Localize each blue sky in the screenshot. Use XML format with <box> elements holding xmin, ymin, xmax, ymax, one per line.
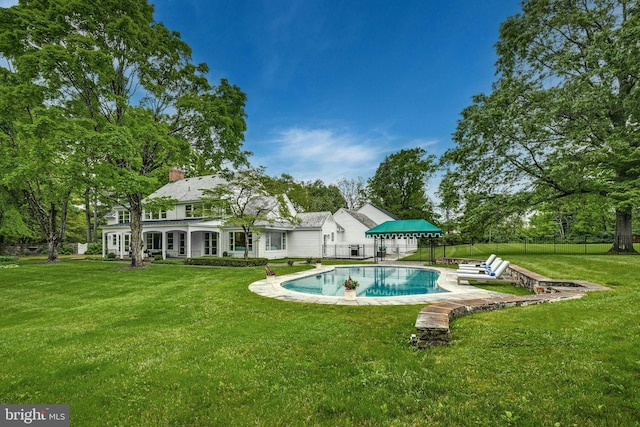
<box><xmin>150</xmin><ymin>1</ymin><xmax>524</xmax><ymax>184</ymax></box>
<box><xmin>2</xmin><ymin>0</ymin><xmax>524</xmax><ymax>185</ymax></box>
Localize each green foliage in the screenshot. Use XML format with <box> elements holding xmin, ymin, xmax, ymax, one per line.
<box><xmin>0</xmin><ymin>256</ymin><xmax>19</xmax><ymax>262</ymax></box>
<box><xmin>84</xmin><ymin>242</ymin><xmax>103</xmax><ymax>255</ymax></box>
<box><xmin>57</xmin><ymin>245</ymin><xmax>73</xmax><ymax>255</ymax></box>
<box><xmin>104</xmin><ymin>253</ymin><xmax>117</xmax><ymax>261</ymax></box>
<box><xmin>0</xmin><ymin>202</ymin><xmax>35</xmax><ymax>242</ymax></box>
<box><xmin>184</xmin><ymin>257</ymin><xmax>268</xmax><ymax>267</ymax></box>
<box><xmin>443</xmin><ymin>0</ymin><xmax>640</xmax><ymax>252</ymax></box>
<box><xmin>273</xmin><ymin>174</ymin><xmax>346</xmax><ymax>213</ymax></box>
<box><xmin>367</xmin><ymin>147</ymin><xmax>438</xmax><ymax>220</ymax></box>
<box><xmin>0</xmin><ymin>0</ymin><xmax>248</xmax><ymax>267</ymax></box>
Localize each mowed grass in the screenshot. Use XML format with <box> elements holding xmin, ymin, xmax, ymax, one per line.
<box><xmin>1</xmin><ymin>256</ymin><xmax>639</xmax><ymax>426</ymax></box>
<box><xmin>404</xmin><ymin>242</ymin><xmax>640</xmax><ymax>260</ymax></box>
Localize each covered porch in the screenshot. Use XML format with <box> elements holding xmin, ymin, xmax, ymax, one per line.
<box><xmin>102</xmin><ymin>223</ymin><xmax>226</xmax><ymax>260</ymax></box>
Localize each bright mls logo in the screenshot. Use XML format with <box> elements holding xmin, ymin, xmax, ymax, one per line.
<box><xmin>1</xmin><ymin>405</ymin><xmax>69</xmax><ymax>427</ymax></box>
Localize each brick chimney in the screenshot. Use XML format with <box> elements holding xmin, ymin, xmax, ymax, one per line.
<box><xmin>169</xmin><ymin>168</ymin><xmax>185</xmax><ymax>182</ymax></box>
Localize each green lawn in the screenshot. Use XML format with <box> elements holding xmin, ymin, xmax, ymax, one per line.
<box><xmin>403</xmin><ymin>242</ymin><xmax>640</xmax><ymax>260</ymax></box>
<box><xmin>1</xmin><ymin>256</ymin><xmax>639</xmax><ymax>426</ymax></box>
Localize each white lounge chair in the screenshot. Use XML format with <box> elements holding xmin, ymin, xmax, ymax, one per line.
<box><xmin>457</xmin><ymin>261</ymin><xmax>510</xmax><ymax>284</ymax></box>
<box><xmin>457</xmin><ymin>257</ymin><xmax>502</xmax><ymax>274</ymax></box>
<box><xmin>457</xmin><ymin>254</ymin><xmax>496</xmax><ymax>269</ymax></box>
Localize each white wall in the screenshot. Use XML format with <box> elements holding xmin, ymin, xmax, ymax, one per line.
<box><xmin>333</xmin><ymin>209</ymin><xmax>369</xmax><ymax>245</ymax></box>
<box><xmin>287</xmin><ymin>229</ymin><xmax>323</xmax><ymax>258</ymax></box>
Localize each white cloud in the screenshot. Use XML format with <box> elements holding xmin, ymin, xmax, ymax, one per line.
<box><xmin>249</xmin><ymin>126</ymin><xmax>445</xmax><ymax>187</ymax></box>
<box><xmin>253</xmin><ymin>127</ymin><xmax>390</xmax><ymax>184</ymax></box>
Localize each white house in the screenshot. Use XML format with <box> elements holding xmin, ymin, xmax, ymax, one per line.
<box><xmin>102</xmin><ymin>170</ymin><xmax>417</xmax><ymax>260</ymax></box>
<box><xmin>332</xmin><ymin>204</ymin><xmax>418</xmax><ymax>257</ymax></box>
<box><xmin>102</xmin><ymin>170</ymin><xmax>342</xmax><ymax>260</ymax></box>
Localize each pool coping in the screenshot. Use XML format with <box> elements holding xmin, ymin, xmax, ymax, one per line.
<box><xmin>248</xmin><ymin>263</ymin><xmax>509</xmax><ymax>305</ymax></box>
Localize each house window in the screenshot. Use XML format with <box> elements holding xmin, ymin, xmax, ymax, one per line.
<box><xmin>229</xmin><ymin>232</ymin><xmax>252</xmax><ymax>251</ymax></box>
<box><xmin>118</xmin><ymin>210</ymin><xmax>130</xmax><ymax>223</ymax></box>
<box><xmin>144</xmin><ymin>210</ymin><xmax>167</xmax><ymax>220</ymax></box>
<box><xmin>185</xmin><ymin>204</ymin><xmax>202</xmax><ymax>218</ymax></box>
<box><xmin>112</xmin><ymin>235</ymin><xmax>117</xmax><ymax>246</ymax></box>
<box><xmin>331</xmin><ymin>232</ymin><xmax>335</xmax><ymax>242</ymax></box>
<box><xmin>124</xmin><ymin>234</ymin><xmax>130</xmax><ymax>252</ymax></box>
<box><xmin>266</xmin><ymin>231</ymin><xmax>286</xmax><ymax>251</ymax></box>
<box><xmin>204</xmin><ymin>232</ymin><xmax>218</xmax><ymax>256</ymax></box>
<box><xmin>145</xmin><ymin>233</ymin><xmax>162</xmax><ymax>251</ymax></box>
<box><xmin>167</xmin><ymin>233</ymin><xmax>174</xmax><ymax>250</ymax></box>
<box><xmin>179</xmin><ymin>234</ymin><xmax>186</xmax><ymax>255</ymax></box>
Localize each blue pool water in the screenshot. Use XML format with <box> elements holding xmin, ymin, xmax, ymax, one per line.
<box><xmin>282</xmin><ymin>266</ymin><xmax>444</xmax><ymax>297</ymax></box>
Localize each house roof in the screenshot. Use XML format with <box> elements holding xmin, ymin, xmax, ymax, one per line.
<box><xmin>342</xmin><ymin>209</ymin><xmax>378</xmax><ymax>229</ymax></box>
<box><xmin>297</xmin><ymin>211</ymin><xmax>332</xmax><ymax>228</ymax></box>
<box><xmin>364</xmin><ymin>203</ymin><xmax>400</xmax><ymax>220</ymax></box>
<box><xmin>147</xmin><ymin>175</ymin><xmax>228</xmax><ymax>203</ymax></box>
<box><xmin>365</xmin><ymin>219</ymin><xmax>443</xmax><ymax>238</ymax></box>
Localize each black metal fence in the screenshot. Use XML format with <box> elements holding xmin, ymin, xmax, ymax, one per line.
<box><xmin>433</xmin><ymin>235</ymin><xmax>639</xmax><ymax>258</ymax></box>
<box><xmin>322</xmin><ymin>243</ymin><xmax>416</xmax><ymax>260</ymax></box>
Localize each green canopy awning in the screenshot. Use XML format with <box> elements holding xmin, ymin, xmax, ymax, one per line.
<box><xmin>365</xmin><ymin>219</ymin><xmax>443</xmax><ymax>239</ymax></box>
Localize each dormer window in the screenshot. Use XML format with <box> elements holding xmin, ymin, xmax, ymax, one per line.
<box><xmin>118</xmin><ymin>210</ymin><xmax>130</xmax><ymax>223</ymax></box>
<box><xmin>185</xmin><ymin>204</ymin><xmax>202</xmax><ymax>218</ymax></box>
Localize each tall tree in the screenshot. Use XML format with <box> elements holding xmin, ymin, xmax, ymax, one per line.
<box><xmin>337</xmin><ymin>177</ymin><xmax>366</xmax><ymax>210</ymax></box>
<box><xmin>273</xmin><ymin>175</ymin><xmax>346</xmax><ymax>213</ymax></box>
<box><xmin>201</xmin><ymin>167</ymin><xmax>297</xmax><ymax>260</ymax></box>
<box><xmin>442</xmin><ymin>0</ymin><xmax>640</xmax><ymax>254</ymax></box>
<box><xmin>367</xmin><ymin>147</ymin><xmax>438</xmax><ymax>220</ymax></box>
<box><xmin>1</xmin><ymin>0</ymin><xmax>247</xmax><ymax>266</ymax></box>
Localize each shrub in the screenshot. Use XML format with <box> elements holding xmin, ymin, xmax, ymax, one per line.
<box><xmin>184</xmin><ymin>257</ymin><xmax>268</xmax><ymax>267</ymax></box>
<box><xmin>287</xmin><ymin>260</ymin><xmax>294</xmax><ymax>266</ymax></box>
<box><xmin>58</xmin><ymin>245</ymin><xmax>74</xmax><ymax>255</ymax></box>
<box><xmin>105</xmin><ymin>253</ymin><xmax>117</xmax><ymax>261</ymax></box>
<box><xmin>0</xmin><ymin>256</ymin><xmax>19</xmax><ymax>262</ymax></box>
<box><xmin>305</xmin><ymin>257</ymin><xmax>313</xmax><ymax>264</ymax></box>
<box><xmin>84</xmin><ymin>243</ymin><xmax>103</xmax><ymax>255</ymax></box>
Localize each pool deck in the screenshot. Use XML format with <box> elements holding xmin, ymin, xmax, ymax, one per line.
<box><xmin>248</xmin><ymin>262</ymin><xmax>508</xmax><ymax>305</ymax></box>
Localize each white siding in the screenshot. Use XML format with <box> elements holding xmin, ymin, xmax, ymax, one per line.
<box><xmin>287</xmin><ymin>230</ymin><xmax>323</xmax><ymax>258</ymax></box>
<box><xmin>333</xmin><ymin>209</ymin><xmax>370</xmax><ymax>245</ymax></box>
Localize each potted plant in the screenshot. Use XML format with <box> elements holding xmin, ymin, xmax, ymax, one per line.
<box><xmin>343</xmin><ymin>276</ymin><xmax>359</xmax><ymax>300</ymax></box>
<box><xmin>315</xmin><ymin>258</ymin><xmax>322</xmax><ymax>268</ymax></box>
<box><xmin>265</xmin><ymin>265</ymin><xmax>277</xmax><ymax>283</ymax></box>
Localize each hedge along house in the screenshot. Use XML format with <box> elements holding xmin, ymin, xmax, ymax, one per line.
<box><xmin>101</xmin><ymin>169</ymin><xmax>341</xmax><ymax>260</ymax></box>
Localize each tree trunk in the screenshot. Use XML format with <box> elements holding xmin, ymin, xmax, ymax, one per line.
<box><xmin>129</xmin><ymin>195</ymin><xmax>146</xmax><ymax>267</ymax></box>
<box><xmin>92</xmin><ymin>194</ymin><xmax>99</xmax><ymax>242</ymax></box>
<box><xmin>47</xmin><ymin>238</ymin><xmax>59</xmax><ymax>263</ymax></box>
<box><xmin>46</xmin><ymin>203</ymin><xmax>60</xmax><ymax>263</ymax></box>
<box><xmin>609</xmin><ymin>209</ymin><xmax>638</xmax><ymax>254</ymax></box>
<box><xmin>243</xmin><ymin>226</ymin><xmax>250</xmax><ymax>260</ymax></box>
<box><xmin>84</xmin><ymin>188</ymin><xmax>92</xmax><ymax>243</ymax></box>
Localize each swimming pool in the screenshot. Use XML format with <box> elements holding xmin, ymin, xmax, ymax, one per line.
<box><xmin>282</xmin><ymin>266</ymin><xmax>445</xmax><ymax>297</ymax></box>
